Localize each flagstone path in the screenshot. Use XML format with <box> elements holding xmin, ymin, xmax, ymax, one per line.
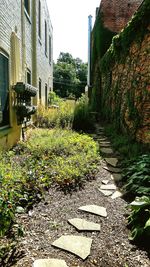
<box><xmin>14</xmin><ymin>125</ymin><xmax>150</xmax><ymax>267</ymax></box>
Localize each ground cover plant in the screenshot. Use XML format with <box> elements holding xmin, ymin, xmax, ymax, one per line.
<box><xmin>0</xmin><ymin>128</ymin><xmax>100</xmax><ymax>238</ymax></box>
<box><xmin>128</xmin><ymin>196</ymin><xmax>150</xmax><ymax>244</ymax></box>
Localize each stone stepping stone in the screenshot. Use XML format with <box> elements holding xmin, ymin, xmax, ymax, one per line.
<box><xmin>111</xmin><ymin>173</ymin><xmax>122</xmax><ymax>181</ymax></box>
<box><xmin>100</xmin><ymin>148</ymin><xmax>114</xmax><ymax>154</ymax></box>
<box><xmin>98</xmin><ymin>189</ymin><xmax>113</xmax><ymax>196</ymax></box>
<box><xmin>78</xmin><ymin>205</ymin><xmax>107</xmax><ymax>217</ymax></box>
<box><xmin>68</xmin><ymin>218</ymin><xmax>100</xmax><ymax>231</ymax></box>
<box><xmin>100</xmin><ymin>142</ymin><xmax>111</xmax><ymax>147</ymax></box>
<box><xmin>103</xmin><ymin>165</ymin><xmax>121</xmax><ymax>173</ymax></box>
<box><xmin>33</xmin><ymin>259</ymin><xmax>68</xmax><ymax>267</ymax></box>
<box><xmin>105</xmin><ymin>158</ymin><xmax>118</xmax><ymax>167</ymax></box>
<box><xmin>52</xmin><ymin>235</ymin><xmax>92</xmax><ymax>260</ymax></box>
<box><xmin>111</xmin><ymin>191</ymin><xmax>122</xmax><ymax>199</ymax></box>
<box><xmin>102</xmin><ymin>180</ymin><xmax>109</xmax><ymax>185</ymax></box>
<box><xmin>100</xmin><ymin>184</ymin><xmax>117</xmax><ymax>190</ymax></box>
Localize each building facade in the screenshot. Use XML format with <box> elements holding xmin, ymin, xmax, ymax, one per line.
<box><xmin>0</xmin><ymin>0</ymin><xmax>53</xmax><ymax>149</ymax></box>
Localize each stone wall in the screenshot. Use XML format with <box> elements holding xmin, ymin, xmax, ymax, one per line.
<box><xmin>91</xmin><ymin>0</ymin><xmax>150</xmax><ymax>144</ymax></box>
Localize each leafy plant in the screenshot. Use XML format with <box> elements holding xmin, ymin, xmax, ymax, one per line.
<box><xmin>128</xmin><ymin>196</ymin><xmax>150</xmax><ymax>242</ymax></box>
<box><xmin>73</xmin><ymin>94</ymin><xmax>95</xmax><ymax>132</ymax></box>
<box><xmin>122</xmin><ymin>154</ymin><xmax>150</xmax><ymax>196</ymax></box>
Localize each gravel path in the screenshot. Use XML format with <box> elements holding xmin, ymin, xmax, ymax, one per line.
<box><xmin>13</xmin><ymin>129</ymin><xmax>150</xmax><ymax>267</ymax></box>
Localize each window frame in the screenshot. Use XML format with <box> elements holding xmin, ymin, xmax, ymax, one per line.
<box><xmin>0</xmin><ymin>51</ymin><xmax>10</xmax><ymax>128</ymax></box>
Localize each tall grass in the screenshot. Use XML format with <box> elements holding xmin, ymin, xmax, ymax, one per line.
<box><xmin>37</xmin><ymin>100</ymin><xmax>75</xmax><ymax>129</ymax></box>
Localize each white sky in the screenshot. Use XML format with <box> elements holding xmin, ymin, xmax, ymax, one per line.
<box><xmin>47</xmin><ymin>0</ymin><xmax>101</xmax><ymax>63</ymax></box>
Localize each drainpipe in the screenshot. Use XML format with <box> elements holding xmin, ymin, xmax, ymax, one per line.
<box><xmin>32</xmin><ymin>0</ymin><xmax>37</xmax><ymax>106</ymax></box>
<box><xmin>21</xmin><ymin>0</ymin><xmax>26</xmax><ymax>83</ymax></box>
<box><xmin>87</xmin><ymin>15</ymin><xmax>92</xmax><ymax>88</ymax></box>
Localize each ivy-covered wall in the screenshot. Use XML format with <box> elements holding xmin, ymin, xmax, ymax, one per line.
<box><xmin>91</xmin><ymin>0</ymin><xmax>150</xmax><ymax>144</ymax></box>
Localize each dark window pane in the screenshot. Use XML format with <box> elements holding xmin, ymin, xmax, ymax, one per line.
<box><xmin>38</xmin><ymin>1</ymin><xmax>41</xmax><ymax>38</ymax></box>
<box><xmin>39</xmin><ymin>78</ymin><xmax>41</xmax><ymax>101</ymax></box>
<box><xmin>24</xmin><ymin>0</ymin><xmax>30</xmax><ymax>15</ymax></box>
<box><xmin>27</xmin><ymin>70</ymin><xmax>31</xmax><ymax>84</ymax></box>
<box><xmin>45</xmin><ymin>21</ymin><xmax>47</xmax><ymax>54</ymax></box>
<box><xmin>45</xmin><ymin>84</ymin><xmax>47</xmax><ymax>106</ymax></box>
<box><xmin>0</xmin><ymin>53</ymin><xmax>9</xmax><ymax>127</ymax></box>
<box><xmin>49</xmin><ymin>36</ymin><xmax>52</xmax><ymax>63</ymax></box>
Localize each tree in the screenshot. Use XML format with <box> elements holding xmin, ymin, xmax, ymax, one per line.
<box><xmin>53</xmin><ymin>52</ymin><xmax>87</xmax><ymax>98</ymax></box>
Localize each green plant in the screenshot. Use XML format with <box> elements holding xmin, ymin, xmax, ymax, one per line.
<box><xmin>128</xmin><ymin>196</ymin><xmax>150</xmax><ymax>242</ymax></box>
<box><xmin>37</xmin><ymin>100</ymin><xmax>75</xmax><ymax>129</ymax></box>
<box><xmin>73</xmin><ymin>94</ymin><xmax>95</xmax><ymax>132</ymax></box>
<box><xmin>22</xmin><ymin>128</ymin><xmax>100</xmax><ymax>188</ymax></box>
<box><xmin>122</xmin><ymin>155</ymin><xmax>150</xmax><ymax>196</ymax></box>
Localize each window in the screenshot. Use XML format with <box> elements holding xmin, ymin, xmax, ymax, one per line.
<box><xmin>39</xmin><ymin>78</ymin><xmax>41</xmax><ymax>102</ymax></box>
<box><xmin>49</xmin><ymin>35</ymin><xmax>52</xmax><ymax>64</ymax></box>
<box><xmin>27</xmin><ymin>69</ymin><xmax>31</xmax><ymax>84</ymax></box>
<box><xmin>45</xmin><ymin>84</ymin><xmax>48</xmax><ymax>106</ymax></box>
<box><xmin>0</xmin><ymin>53</ymin><xmax>9</xmax><ymax>127</ymax></box>
<box><xmin>45</xmin><ymin>21</ymin><xmax>47</xmax><ymax>55</ymax></box>
<box><xmin>38</xmin><ymin>0</ymin><xmax>41</xmax><ymax>39</ymax></box>
<box><xmin>24</xmin><ymin>0</ymin><xmax>30</xmax><ymax>16</ymax></box>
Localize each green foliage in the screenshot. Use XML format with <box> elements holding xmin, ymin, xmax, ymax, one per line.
<box><xmin>53</xmin><ymin>52</ymin><xmax>87</xmax><ymax>98</ymax></box>
<box><xmin>92</xmin><ymin>12</ymin><xmax>116</xmax><ymax>69</ymax></box>
<box><xmin>19</xmin><ymin>128</ymin><xmax>100</xmax><ymax>188</ymax></box>
<box><xmin>123</xmin><ymin>155</ymin><xmax>150</xmax><ymax>197</ymax></box>
<box><xmin>0</xmin><ymin>128</ymin><xmax>100</xmax><ymax>240</ymax></box>
<box><xmin>128</xmin><ymin>196</ymin><xmax>150</xmax><ymax>242</ymax></box>
<box><xmin>48</xmin><ymin>91</ymin><xmax>62</xmax><ymax>106</ymax></box>
<box><xmin>0</xmin><ymin>156</ymin><xmax>23</xmax><ymax>236</ymax></box>
<box><xmin>37</xmin><ymin>100</ymin><xmax>75</xmax><ymax>129</ymax></box>
<box><xmin>104</xmin><ymin>124</ymin><xmax>143</xmax><ymax>159</ymax></box>
<box><xmin>73</xmin><ymin>94</ymin><xmax>95</xmax><ymax>132</ymax></box>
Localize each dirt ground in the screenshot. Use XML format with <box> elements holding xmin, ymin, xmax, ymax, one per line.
<box><xmin>13</xmin><ymin>158</ymin><xmax>150</xmax><ymax>267</ymax></box>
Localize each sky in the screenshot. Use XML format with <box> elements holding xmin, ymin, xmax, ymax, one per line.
<box><xmin>47</xmin><ymin>0</ymin><xmax>101</xmax><ymax>63</ymax></box>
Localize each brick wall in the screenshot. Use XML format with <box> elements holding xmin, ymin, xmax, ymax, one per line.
<box><xmin>91</xmin><ymin>0</ymin><xmax>150</xmax><ymax>144</ymax></box>
<box><xmin>99</xmin><ymin>0</ymin><xmax>143</xmax><ymax>33</ymax></box>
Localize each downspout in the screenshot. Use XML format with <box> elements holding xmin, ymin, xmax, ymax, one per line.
<box><xmin>32</xmin><ymin>0</ymin><xmax>37</xmax><ymax>106</ymax></box>
<box><xmin>21</xmin><ymin>0</ymin><xmax>26</xmax><ymax>83</ymax></box>
<box><xmin>87</xmin><ymin>15</ymin><xmax>92</xmax><ymax>89</ymax></box>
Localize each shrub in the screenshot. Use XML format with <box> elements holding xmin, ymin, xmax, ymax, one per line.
<box><xmin>73</xmin><ymin>94</ymin><xmax>95</xmax><ymax>132</ymax></box>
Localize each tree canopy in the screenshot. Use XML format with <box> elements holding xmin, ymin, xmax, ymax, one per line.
<box><xmin>53</xmin><ymin>52</ymin><xmax>87</xmax><ymax>98</ymax></box>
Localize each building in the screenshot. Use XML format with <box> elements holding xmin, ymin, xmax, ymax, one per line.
<box><xmin>0</xmin><ymin>0</ymin><xmax>53</xmax><ymax>149</ymax></box>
